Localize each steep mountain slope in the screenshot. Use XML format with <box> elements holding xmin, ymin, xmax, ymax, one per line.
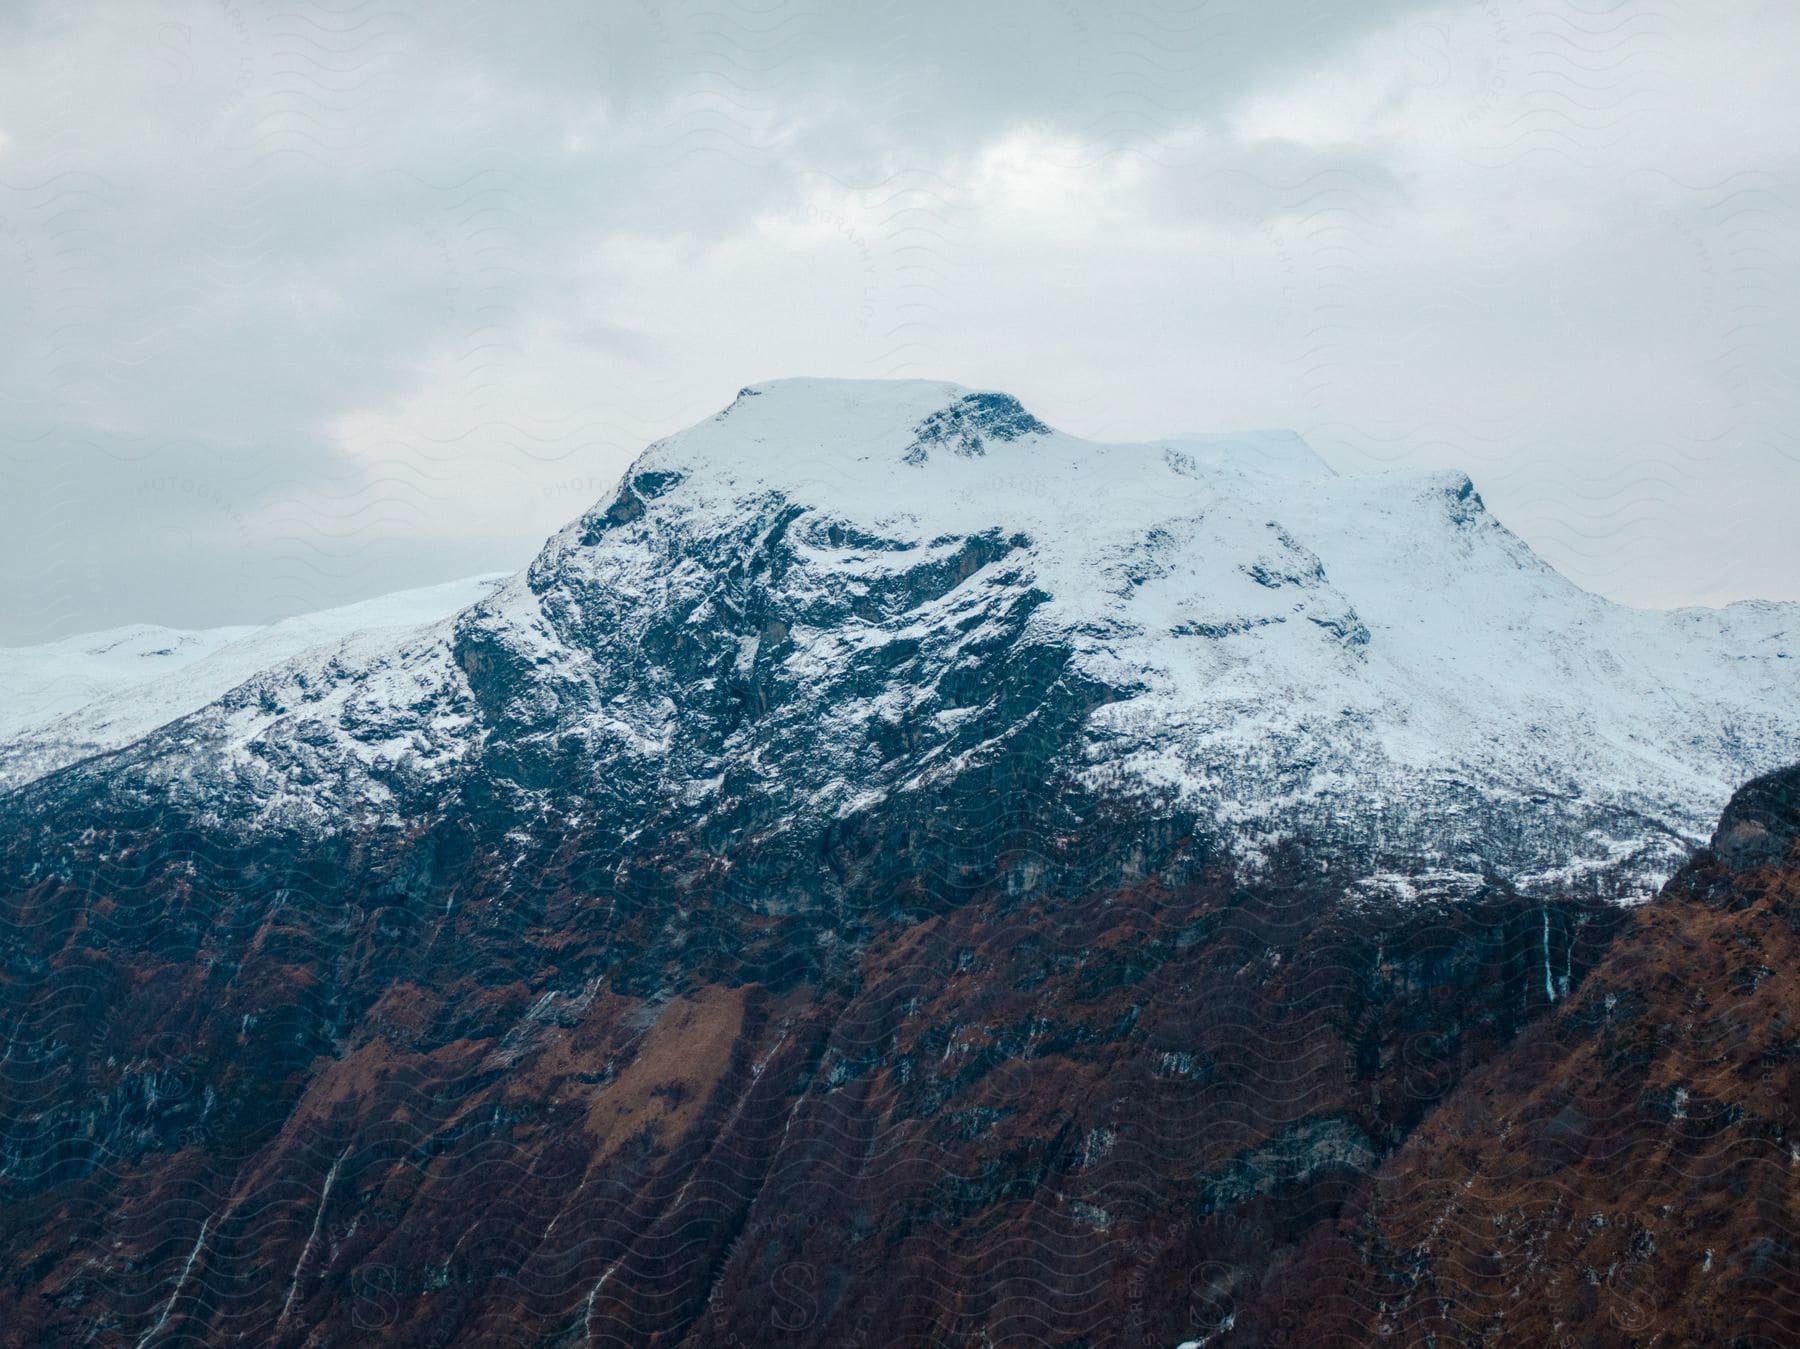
<box><xmin>0</xmin><ymin>380</ymin><xmax>1794</xmax><ymax>1347</ymax></box>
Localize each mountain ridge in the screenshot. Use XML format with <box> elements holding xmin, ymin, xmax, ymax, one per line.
<box><xmin>0</xmin><ymin>573</ymin><xmax>506</xmax><ymax>792</ymax></box>
<box><xmin>4</xmin><ymin>378</ymin><xmax>1796</xmax><ymax>901</ymax></box>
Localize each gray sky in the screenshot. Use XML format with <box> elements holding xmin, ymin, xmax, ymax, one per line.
<box><xmin>2</xmin><ymin>0</ymin><xmax>1796</xmax><ymax>642</ymax></box>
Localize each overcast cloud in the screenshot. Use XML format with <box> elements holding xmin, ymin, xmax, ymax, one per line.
<box><xmin>2</xmin><ymin>0</ymin><xmax>1796</xmax><ymax>640</ymax></box>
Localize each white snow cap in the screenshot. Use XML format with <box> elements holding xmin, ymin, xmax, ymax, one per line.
<box><xmin>6</xmin><ymin>378</ymin><xmax>1795</xmax><ymax>903</ymax></box>
<box><xmin>592</xmin><ymin>378</ymin><xmax>1798</xmax><ymax>896</ymax></box>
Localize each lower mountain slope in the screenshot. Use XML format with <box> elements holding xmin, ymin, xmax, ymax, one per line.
<box><xmin>0</xmin><ymin>753</ymin><xmax>1639</xmax><ymax>1346</ymax></box>
<box><xmin>6</xmin><ymin>763</ymin><xmax>1782</xmax><ymax>1345</ymax></box>
<box><xmin>1264</xmin><ymin>763</ymin><xmax>1800</xmax><ymax>1347</ymax></box>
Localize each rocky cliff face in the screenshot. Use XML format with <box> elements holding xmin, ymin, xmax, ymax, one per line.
<box><xmin>0</xmin><ymin>380</ymin><xmax>1794</xmax><ymax>1346</ymax></box>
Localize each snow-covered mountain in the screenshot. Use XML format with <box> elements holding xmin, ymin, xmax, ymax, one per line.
<box><xmin>5</xmin><ymin>380</ymin><xmax>1799</xmax><ymax>1347</ymax></box>
<box><xmin>9</xmin><ymin>379</ymin><xmax>1795</xmax><ymax>899</ymax></box>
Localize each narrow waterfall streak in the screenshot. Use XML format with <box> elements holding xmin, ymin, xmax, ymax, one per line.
<box><xmin>136</xmin><ymin>1213</ymin><xmax>215</xmax><ymax>1348</ymax></box>
<box><xmin>277</xmin><ymin>1144</ymin><xmax>351</xmax><ymax>1329</ymax></box>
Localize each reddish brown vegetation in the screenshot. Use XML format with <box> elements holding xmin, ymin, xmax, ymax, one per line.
<box><xmin>1</xmin><ymin>771</ymin><xmax>1795</xmax><ymax>1345</ymax></box>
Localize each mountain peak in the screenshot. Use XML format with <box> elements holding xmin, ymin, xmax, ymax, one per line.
<box><xmin>455</xmin><ymin>379</ymin><xmax>1800</xmax><ymax>899</ymax></box>
<box><xmin>900</xmin><ymin>390</ymin><xmax>1051</xmax><ymax>464</ymax></box>
<box><xmin>710</xmin><ymin>378</ymin><xmax>1051</xmax><ymax>467</ymax></box>
<box><xmin>715</xmin><ymin>380</ymin><xmax>1321</xmax><ymax>478</ymax></box>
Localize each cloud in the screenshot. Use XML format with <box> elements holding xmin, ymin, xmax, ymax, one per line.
<box><xmin>0</xmin><ymin>0</ymin><xmax>1794</xmax><ymax>639</ymax></box>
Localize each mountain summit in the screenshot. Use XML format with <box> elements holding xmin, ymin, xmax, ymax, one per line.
<box><xmin>8</xmin><ymin>379</ymin><xmax>1797</xmax><ymax>898</ymax></box>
